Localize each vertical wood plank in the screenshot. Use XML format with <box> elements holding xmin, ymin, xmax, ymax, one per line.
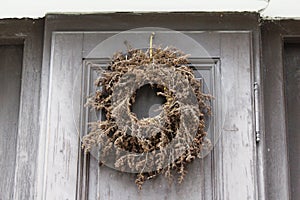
<box><xmin>0</xmin><ymin>19</ymin><xmax>44</xmax><ymax>200</ymax></box>
<box><xmin>88</xmin><ymin>157</ymin><xmax>99</xmax><ymax>200</ymax></box>
<box><xmin>261</xmin><ymin>21</ymin><xmax>290</xmax><ymax>200</ymax></box>
<box><xmin>42</xmin><ymin>32</ymin><xmax>83</xmax><ymax>200</ymax></box>
<box><xmin>218</xmin><ymin>32</ymin><xmax>256</xmax><ymax>200</ymax></box>
<box><xmin>12</xmin><ymin>20</ymin><xmax>44</xmax><ymax>200</ymax></box>
<box><xmin>0</xmin><ymin>45</ymin><xmax>23</xmax><ymax>200</ymax></box>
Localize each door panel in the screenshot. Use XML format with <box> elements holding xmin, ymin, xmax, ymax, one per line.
<box><xmin>42</xmin><ymin>30</ymin><xmax>256</xmax><ymax>200</ymax></box>
<box><xmin>82</xmin><ymin>57</ymin><xmax>218</xmax><ymax>200</ymax></box>
<box><xmin>218</xmin><ymin>33</ymin><xmax>255</xmax><ymax>199</ymax></box>
<box><xmin>42</xmin><ymin>34</ymin><xmax>83</xmax><ymax>199</ymax></box>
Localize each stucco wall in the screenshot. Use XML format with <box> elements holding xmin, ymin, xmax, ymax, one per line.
<box><xmin>0</xmin><ymin>0</ymin><xmax>298</xmax><ymax>19</ymax></box>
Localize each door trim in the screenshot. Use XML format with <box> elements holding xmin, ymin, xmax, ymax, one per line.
<box><xmin>261</xmin><ymin>20</ymin><xmax>300</xmax><ymax>200</ymax></box>
<box><xmin>0</xmin><ymin>19</ymin><xmax>44</xmax><ymax>199</ymax></box>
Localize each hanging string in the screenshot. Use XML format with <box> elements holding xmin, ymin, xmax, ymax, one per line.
<box><xmin>149</xmin><ymin>32</ymin><xmax>155</xmax><ymax>59</ymax></box>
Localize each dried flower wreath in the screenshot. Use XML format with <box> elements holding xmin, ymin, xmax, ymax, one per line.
<box><xmin>82</xmin><ymin>47</ymin><xmax>211</xmax><ymax>189</ymax></box>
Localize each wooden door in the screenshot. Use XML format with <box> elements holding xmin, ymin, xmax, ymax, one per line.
<box><xmin>39</xmin><ymin>29</ymin><xmax>257</xmax><ymax>200</ymax></box>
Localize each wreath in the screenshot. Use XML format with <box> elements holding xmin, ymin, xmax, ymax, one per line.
<box><xmin>82</xmin><ymin>47</ymin><xmax>211</xmax><ymax>189</ymax></box>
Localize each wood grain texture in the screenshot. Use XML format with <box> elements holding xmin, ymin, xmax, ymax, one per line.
<box><xmin>0</xmin><ymin>19</ymin><xmax>44</xmax><ymax>200</ymax></box>
<box><xmin>0</xmin><ymin>45</ymin><xmax>23</xmax><ymax>200</ymax></box>
<box><xmin>82</xmin><ymin>31</ymin><xmax>221</xmax><ymax>59</ymax></box>
<box><xmin>218</xmin><ymin>32</ymin><xmax>256</xmax><ymax>200</ymax></box>
<box><xmin>12</xmin><ymin>19</ymin><xmax>44</xmax><ymax>200</ymax></box>
<box><xmin>39</xmin><ymin>13</ymin><xmax>261</xmax><ymax>200</ymax></box>
<box><xmin>261</xmin><ymin>21</ymin><xmax>290</xmax><ymax>200</ymax></box>
<box><xmin>82</xmin><ymin>31</ymin><xmax>255</xmax><ymax>200</ymax></box>
<box><xmin>41</xmin><ymin>33</ymin><xmax>83</xmax><ymax>200</ymax></box>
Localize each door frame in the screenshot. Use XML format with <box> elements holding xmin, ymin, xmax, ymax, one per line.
<box><xmin>0</xmin><ymin>19</ymin><xmax>44</xmax><ymax>199</ymax></box>
<box><xmin>261</xmin><ymin>20</ymin><xmax>300</xmax><ymax>200</ymax></box>
<box><xmin>37</xmin><ymin>12</ymin><xmax>264</xmax><ymax>199</ymax></box>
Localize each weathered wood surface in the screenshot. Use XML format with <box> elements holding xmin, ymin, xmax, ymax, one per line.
<box><xmin>0</xmin><ymin>45</ymin><xmax>23</xmax><ymax>200</ymax></box>
<box><xmin>36</xmin><ymin>13</ymin><xmax>262</xmax><ymax>200</ymax></box>
<box><xmin>40</xmin><ymin>33</ymin><xmax>84</xmax><ymax>200</ymax></box>
<box><xmin>0</xmin><ymin>19</ymin><xmax>44</xmax><ymax>200</ymax></box>
<box><xmin>218</xmin><ymin>33</ymin><xmax>256</xmax><ymax>200</ymax></box>
<box><xmin>261</xmin><ymin>21</ymin><xmax>290</xmax><ymax>200</ymax></box>
<box><xmin>12</xmin><ymin>20</ymin><xmax>44</xmax><ymax>200</ymax></box>
<box><xmin>40</xmin><ymin>30</ymin><xmax>257</xmax><ymax>199</ymax></box>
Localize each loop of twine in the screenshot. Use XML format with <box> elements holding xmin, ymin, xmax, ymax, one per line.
<box><xmin>149</xmin><ymin>32</ymin><xmax>155</xmax><ymax>58</ymax></box>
